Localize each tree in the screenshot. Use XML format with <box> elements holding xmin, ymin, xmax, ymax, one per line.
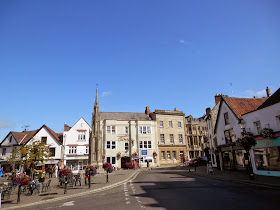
<box><xmin>8</xmin><ymin>139</ymin><xmax>51</xmax><ymax>179</ymax></box>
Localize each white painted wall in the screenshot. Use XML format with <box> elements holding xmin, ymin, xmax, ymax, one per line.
<box><xmin>216</xmin><ymin>101</ymin><xmax>243</xmax><ymax>146</ymax></box>
<box><xmin>242</xmin><ymin>102</ymin><xmax>280</xmax><ymax>134</ymax></box>
<box><xmin>63</xmin><ymin>118</ymin><xmax>91</xmax><ymax>162</ymax></box>
<box><xmin>28</xmin><ymin>126</ymin><xmax>62</xmax><ymax>160</ymax></box>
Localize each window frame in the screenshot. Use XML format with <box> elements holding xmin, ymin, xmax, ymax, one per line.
<box><xmin>224</xmin><ymin>112</ymin><xmax>230</xmax><ymax>125</ymax></box>
<box><xmin>169</xmin><ymin>134</ymin><xmax>174</xmax><ymax>144</ymax></box>
<box><xmin>178</xmin><ymin>121</ymin><xmax>182</xmax><ymax>128</ymax></box>
<box><xmin>161</xmin><ymin>151</ymin><xmax>165</xmax><ymax>160</ymax></box>
<box><xmin>106</xmin><ymin>125</ymin><xmax>117</xmax><ymax>134</ymax></box>
<box><xmin>159</xmin><ymin>121</ymin><xmax>164</xmax><ymax>128</ymax></box>
<box><xmin>125</xmin><ymin>126</ymin><xmax>129</xmax><ymax>135</ymax></box>
<box><xmin>179</xmin><ymin>134</ymin><xmax>183</xmax><ymax>144</ymax></box>
<box><xmin>254</xmin><ymin>121</ymin><xmax>262</xmax><ymax>135</ymax></box>
<box><xmin>160</xmin><ymin>134</ymin><xmax>165</xmax><ymax>144</ymax></box>
<box><xmin>169</xmin><ymin>121</ymin><xmax>173</xmax><ymax>128</ymax></box>
<box><xmin>106</xmin><ymin>141</ymin><xmax>116</xmax><ymax>150</ymax></box>
<box><xmin>139</xmin><ymin>140</ymin><xmax>152</xmax><ymax>149</ymax></box>
<box><xmin>138</xmin><ymin>126</ymin><xmax>151</xmax><ymax>134</ymax></box>
<box><xmin>49</xmin><ymin>147</ymin><xmax>56</xmax><ymax>157</ymax></box>
<box><xmin>69</xmin><ymin>146</ymin><xmax>77</xmax><ymax>154</ymax></box>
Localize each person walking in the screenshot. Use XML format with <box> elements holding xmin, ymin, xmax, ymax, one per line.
<box><xmin>133</xmin><ymin>160</ymin><xmax>137</xmax><ymax>170</ymax></box>
<box><xmin>54</xmin><ymin>164</ymin><xmax>58</xmax><ymax>178</ymax></box>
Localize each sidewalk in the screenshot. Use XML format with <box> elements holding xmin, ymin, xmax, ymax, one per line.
<box><xmin>0</xmin><ymin>169</ymin><xmax>139</xmax><ymax>209</ymax></box>
<box><xmin>180</xmin><ymin>165</ymin><xmax>280</xmax><ymax>189</ymax></box>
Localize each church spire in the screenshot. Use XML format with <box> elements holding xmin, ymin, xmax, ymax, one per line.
<box><xmin>94</xmin><ymin>87</ymin><xmax>99</xmax><ymax>108</ymax></box>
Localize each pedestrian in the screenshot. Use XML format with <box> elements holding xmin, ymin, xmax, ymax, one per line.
<box><xmin>207</xmin><ymin>161</ymin><xmax>214</xmax><ymax>175</ymax></box>
<box><xmin>186</xmin><ymin>158</ymin><xmax>191</xmax><ymax>172</ymax></box>
<box><xmin>54</xmin><ymin>164</ymin><xmax>58</xmax><ymax>178</ymax></box>
<box><xmin>133</xmin><ymin>160</ymin><xmax>137</xmax><ymax>170</ymax></box>
<box><xmin>147</xmin><ymin>160</ymin><xmax>149</xmax><ymax>168</ymax></box>
<box><xmin>48</xmin><ymin>166</ymin><xmax>53</xmax><ymax>178</ymax></box>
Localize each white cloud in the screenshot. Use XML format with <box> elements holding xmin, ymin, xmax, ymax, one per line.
<box><xmin>245</xmin><ymin>89</ymin><xmax>266</xmax><ymax>97</ymax></box>
<box><xmin>179</xmin><ymin>40</ymin><xmax>191</xmax><ymax>45</ymax></box>
<box><xmin>0</xmin><ymin>119</ymin><xmax>16</xmax><ymax>129</ymax></box>
<box><xmin>102</xmin><ymin>92</ymin><xmax>112</xmax><ymax>97</ymax></box>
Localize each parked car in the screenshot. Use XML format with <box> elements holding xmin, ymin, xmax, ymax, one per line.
<box><xmin>189</xmin><ymin>158</ymin><xmax>198</xmax><ymax>166</ymax></box>
<box><xmin>197</xmin><ymin>156</ymin><xmax>208</xmax><ymax>166</ymax></box>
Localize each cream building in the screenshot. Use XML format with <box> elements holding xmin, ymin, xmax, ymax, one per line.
<box><xmin>150</xmin><ymin>108</ymin><xmax>187</xmax><ymax>166</ymax></box>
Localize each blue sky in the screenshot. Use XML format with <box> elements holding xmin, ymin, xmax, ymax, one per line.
<box><xmin>0</xmin><ymin>0</ymin><xmax>279</xmax><ymax>140</ymax></box>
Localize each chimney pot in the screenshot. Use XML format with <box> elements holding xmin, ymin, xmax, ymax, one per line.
<box><xmin>174</xmin><ymin>107</ymin><xmax>178</xmax><ymax>111</ymax></box>
<box><xmin>266</xmin><ymin>87</ymin><xmax>271</xmax><ymax>97</ymax></box>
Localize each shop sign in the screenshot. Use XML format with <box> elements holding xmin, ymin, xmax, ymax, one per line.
<box><xmin>252</xmin><ymin>137</ymin><xmax>280</xmax><ymax>149</ymax></box>
<box><xmin>142</xmin><ymin>150</ymin><xmax>147</xmax><ymax>155</ymax></box>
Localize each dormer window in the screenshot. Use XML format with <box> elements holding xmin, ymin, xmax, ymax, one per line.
<box><xmin>41</xmin><ymin>137</ymin><xmax>47</xmax><ymax>144</ymax></box>
<box><xmin>224</xmin><ymin>112</ymin><xmax>230</xmax><ymax>125</ymax></box>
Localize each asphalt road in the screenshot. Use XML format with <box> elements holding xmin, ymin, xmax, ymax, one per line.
<box><xmin>18</xmin><ymin>168</ymin><xmax>280</xmax><ymax>210</ymax></box>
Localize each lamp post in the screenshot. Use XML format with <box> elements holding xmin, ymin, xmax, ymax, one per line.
<box><xmin>238</xmin><ymin>120</ymin><xmax>255</xmax><ymax>180</ymax></box>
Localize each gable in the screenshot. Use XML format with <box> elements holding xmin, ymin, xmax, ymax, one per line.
<box><xmin>1</xmin><ymin>133</ymin><xmax>18</xmax><ymax>146</ymax></box>
<box><xmin>70</xmin><ymin>117</ymin><xmax>91</xmax><ymax>131</ymax></box>
<box><xmin>27</xmin><ymin>126</ymin><xmax>61</xmax><ymax>147</ymax></box>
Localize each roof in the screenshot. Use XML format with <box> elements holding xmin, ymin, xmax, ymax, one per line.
<box><xmin>99</xmin><ymin>112</ymin><xmax>151</xmax><ymax>121</ymax></box>
<box><xmin>11</xmin><ymin>129</ymin><xmax>38</xmax><ymax>144</ymax></box>
<box><xmin>1</xmin><ymin>125</ymin><xmax>62</xmax><ymax>145</ymax></box>
<box><xmin>223</xmin><ymin>96</ymin><xmax>267</xmax><ymax>119</ymax></box>
<box><xmin>257</xmin><ymin>88</ymin><xmax>280</xmax><ymax>110</ymax></box>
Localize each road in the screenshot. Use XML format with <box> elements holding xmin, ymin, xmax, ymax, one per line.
<box><xmin>19</xmin><ymin>167</ymin><xmax>280</xmax><ymax>210</ymax></box>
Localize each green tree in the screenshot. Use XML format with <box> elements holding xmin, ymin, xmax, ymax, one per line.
<box><xmin>8</xmin><ymin>139</ymin><xmax>51</xmax><ymax>179</ymax></box>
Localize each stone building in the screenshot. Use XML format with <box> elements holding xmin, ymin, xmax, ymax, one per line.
<box><xmin>150</xmin><ymin>108</ymin><xmax>187</xmax><ymax>166</ymax></box>
<box><xmin>185</xmin><ymin>115</ymin><xmax>209</xmax><ymax>159</ymax></box>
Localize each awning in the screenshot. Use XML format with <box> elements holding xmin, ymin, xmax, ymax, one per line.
<box><xmin>134</xmin><ymin>156</ymin><xmax>141</xmax><ymax>159</ymax></box>
<box><xmin>44</xmin><ymin>160</ymin><xmax>59</xmax><ymax>165</ymax></box>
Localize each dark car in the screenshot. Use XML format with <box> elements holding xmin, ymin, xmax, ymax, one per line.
<box><xmin>189</xmin><ymin>158</ymin><xmax>198</xmax><ymax>166</ymax></box>
<box><xmin>197</xmin><ymin>156</ymin><xmax>208</xmax><ymax>166</ymax></box>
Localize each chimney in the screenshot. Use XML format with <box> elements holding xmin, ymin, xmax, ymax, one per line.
<box><xmin>253</xmin><ymin>96</ymin><xmax>256</xmax><ymax>98</ymax></box>
<box><xmin>266</xmin><ymin>87</ymin><xmax>271</xmax><ymax>97</ymax></box>
<box><xmin>64</xmin><ymin>123</ymin><xmax>70</xmax><ymax>131</ymax></box>
<box><xmin>215</xmin><ymin>94</ymin><xmax>222</xmax><ymax>105</ymax></box>
<box><xmin>145</xmin><ymin>106</ymin><xmax>151</xmax><ymax>115</ymax></box>
<box><xmin>206</xmin><ymin>107</ymin><xmax>211</xmax><ymax>117</ymax></box>
<box><xmin>174</xmin><ymin>107</ymin><xmax>178</xmax><ymax>111</ymax></box>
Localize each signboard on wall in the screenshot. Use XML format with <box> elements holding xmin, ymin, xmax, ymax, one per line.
<box><xmin>142</xmin><ymin>150</ymin><xmax>147</xmax><ymax>155</ymax></box>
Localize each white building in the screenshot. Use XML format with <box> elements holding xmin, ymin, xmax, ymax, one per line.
<box><xmin>0</xmin><ymin>125</ymin><xmax>63</xmax><ymax>172</ymax></box>
<box><xmin>63</xmin><ymin>117</ymin><xmax>91</xmax><ymax>171</ymax></box>
<box><xmin>214</xmin><ymin>95</ymin><xmax>267</xmax><ymax>171</ymax></box>
<box><xmin>242</xmin><ymin>87</ymin><xmax>280</xmax><ymax>177</ymax></box>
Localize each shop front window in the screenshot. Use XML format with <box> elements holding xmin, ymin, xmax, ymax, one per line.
<box><xmin>254</xmin><ymin>146</ymin><xmax>280</xmax><ymax>171</ymax></box>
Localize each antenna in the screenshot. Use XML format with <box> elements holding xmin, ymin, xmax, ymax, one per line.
<box><xmin>230</xmin><ymin>83</ymin><xmax>233</xmax><ymax>96</ymax></box>
<box><xmin>22</xmin><ymin>125</ymin><xmax>30</xmax><ymax>131</ymax></box>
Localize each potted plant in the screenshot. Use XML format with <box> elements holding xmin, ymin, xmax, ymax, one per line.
<box><xmin>83</xmin><ymin>165</ymin><xmax>97</xmax><ymax>187</ymax></box>
<box><xmin>103</xmin><ymin>162</ymin><xmax>113</xmax><ymax>183</ymax></box>
<box><xmin>153</xmin><ymin>152</ymin><xmax>157</xmax><ymax>158</ymax></box>
<box><xmin>117</xmin><ymin>152</ymin><xmax>121</xmax><ymax>159</ymax></box>
<box><xmin>261</xmin><ymin>128</ymin><xmax>273</xmax><ymax>139</ymax></box>
<box><xmin>13</xmin><ymin>173</ymin><xmax>30</xmax><ymax>203</ymax></box>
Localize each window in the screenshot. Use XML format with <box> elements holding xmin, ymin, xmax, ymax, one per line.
<box><xmin>125</xmin><ymin>126</ymin><xmax>129</xmax><ymax>135</ymax></box>
<box><xmin>169</xmin><ymin>121</ymin><xmax>173</xmax><ymax>128</ymax></box>
<box><xmin>172</xmin><ymin>151</ymin><xmax>176</xmax><ymax>160</ymax></box>
<box><xmin>78</xmin><ymin>131</ymin><xmax>86</xmax><ymax>141</ymax></box>
<box><xmin>9</xmin><ymin>136</ymin><xmax>12</xmax><ymax>143</ymax></box>
<box><xmin>254</xmin><ymin>121</ymin><xmax>262</xmax><ymax>135</ymax></box>
<box><xmin>277</xmin><ymin>116</ymin><xmax>280</xmax><ymax>129</ymax></box>
<box><xmin>106</xmin><ymin>126</ymin><xmax>116</xmax><ymax>134</ymax></box>
<box><xmin>138</xmin><ymin>126</ymin><xmax>151</xmax><ymax>134</ymax></box>
<box><xmin>179</xmin><ymin>134</ymin><xmax>183</xmax><ymax>144</ymax></box>
<box><xmin>69</xmin><ymin>146</ymin><xmax>77</xmax><ymax>154</ymax></box>
<box><xmin>160</xmin><ymin>134</ymin><xmax>165</xmax><ymax>144</ymax></box>
<box><xmin>224</xmin><ymin>129</ymin><xmax>233</xmax><ymax>144</ymax></box>
<box><xmin>106</xmin><ymin>157</ymin><xmax>116</xmax><ymax>164</ymax></box>
<box><xmin>85</xmin><ymin>146</ymin><xmax>89</xmax><ymax>154</ymax></box>
<box><xmin>41</xmin><ymin>137</ymin><xmax>47</xmax><ymax>144</ymax></box>
<box><xmin>170</xmin><ymin>134</ymin><xmax>174</xmax><ymax>144</ymax></box>
<box><xmin>224</xmin><ymin>112</ymin><xmax>230</xmax><ymax>125</ymax></box>
<box><xmin>124</xmin><ymin>142</ymin><xmax>129</xmax><ymax>151</ymax></box>
<box><xmin>161</xmin><ymin>151</ymin><xmax>165</xmax><ymax>160</ymax></box>
<box><xmin>178</xmin><ymin>122</ymin><xmax>181</xmax><ymax>128</ymax></box>
<box><xmin>2</xmin><ymin>148</ymin><xmax>6</xmax><ymax>156</ymax></box>
<box><xmin>139</xmin><ymin>141</ymin><xmax>152</xmax><ymax>149</ymax></box>
<box><xmin>106</xmin><ymin>141</ymin><xmax>116</xmax><ymax>149</ymax></box>
<box><xmin>167</xmin><ymin>151</ymin><xmax>171</xmax><ymax>160</ymax></box>
<box><xmin>50</xmin><ymin>148</ymin><xmax>56</xmax><ymax>157</ymax></box>
<box><xmin>159</xmin><ymin>121</ymin><xmax>163</xmax><ymax>127</ymax></box>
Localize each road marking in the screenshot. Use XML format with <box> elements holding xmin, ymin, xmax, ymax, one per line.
<box><xmin>124</xmin><ymin>183</ymin><xmax>130</xmax><ymax>205</ymax></box>
<box><xmin>60</xmin><ymin>201</ymin><xmax>75</xmax><ymax>207</ymax></box>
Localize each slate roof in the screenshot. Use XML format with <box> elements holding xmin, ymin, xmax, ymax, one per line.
<box><xmin>223</xmin><ymin>96</ymin><xmax>267</xmax><ymax>119</ymax></box>
<box><xmin>257</xmin><ymin>88</ymin><xmax>280</xmax><ymax>110</ymax></box>
<box><xmin>100</xmin><ymin>112</ymin><xmax>151</xmax><ymax>121</ymax></box>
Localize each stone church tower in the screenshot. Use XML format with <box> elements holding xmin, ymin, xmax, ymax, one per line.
<box><xmin>89</xmin><ymin>88</ymin><xmax>103</xmax><ymax>168</ymax></box>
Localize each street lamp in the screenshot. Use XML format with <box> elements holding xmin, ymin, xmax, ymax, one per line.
<box><xmin>238</xmin><ymin>119</ymin><xmax>255</xmax><ymax>180</ymax></box>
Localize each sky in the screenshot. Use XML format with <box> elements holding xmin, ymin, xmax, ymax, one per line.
<box><xmin>0</xmin><ymin>0</ymin><xmax>279</xmax><ymax>141</ymax></box>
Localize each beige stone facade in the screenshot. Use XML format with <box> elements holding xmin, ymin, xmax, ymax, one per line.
<box><xmin>150</xmin><ymin>109</ymin><xmax>187</xmax><ymax>166</ymax></box>
<box><xmin>185</xmin><ymin>115</ymin><xmax>209</xmax><ymax>159</ymax></box>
